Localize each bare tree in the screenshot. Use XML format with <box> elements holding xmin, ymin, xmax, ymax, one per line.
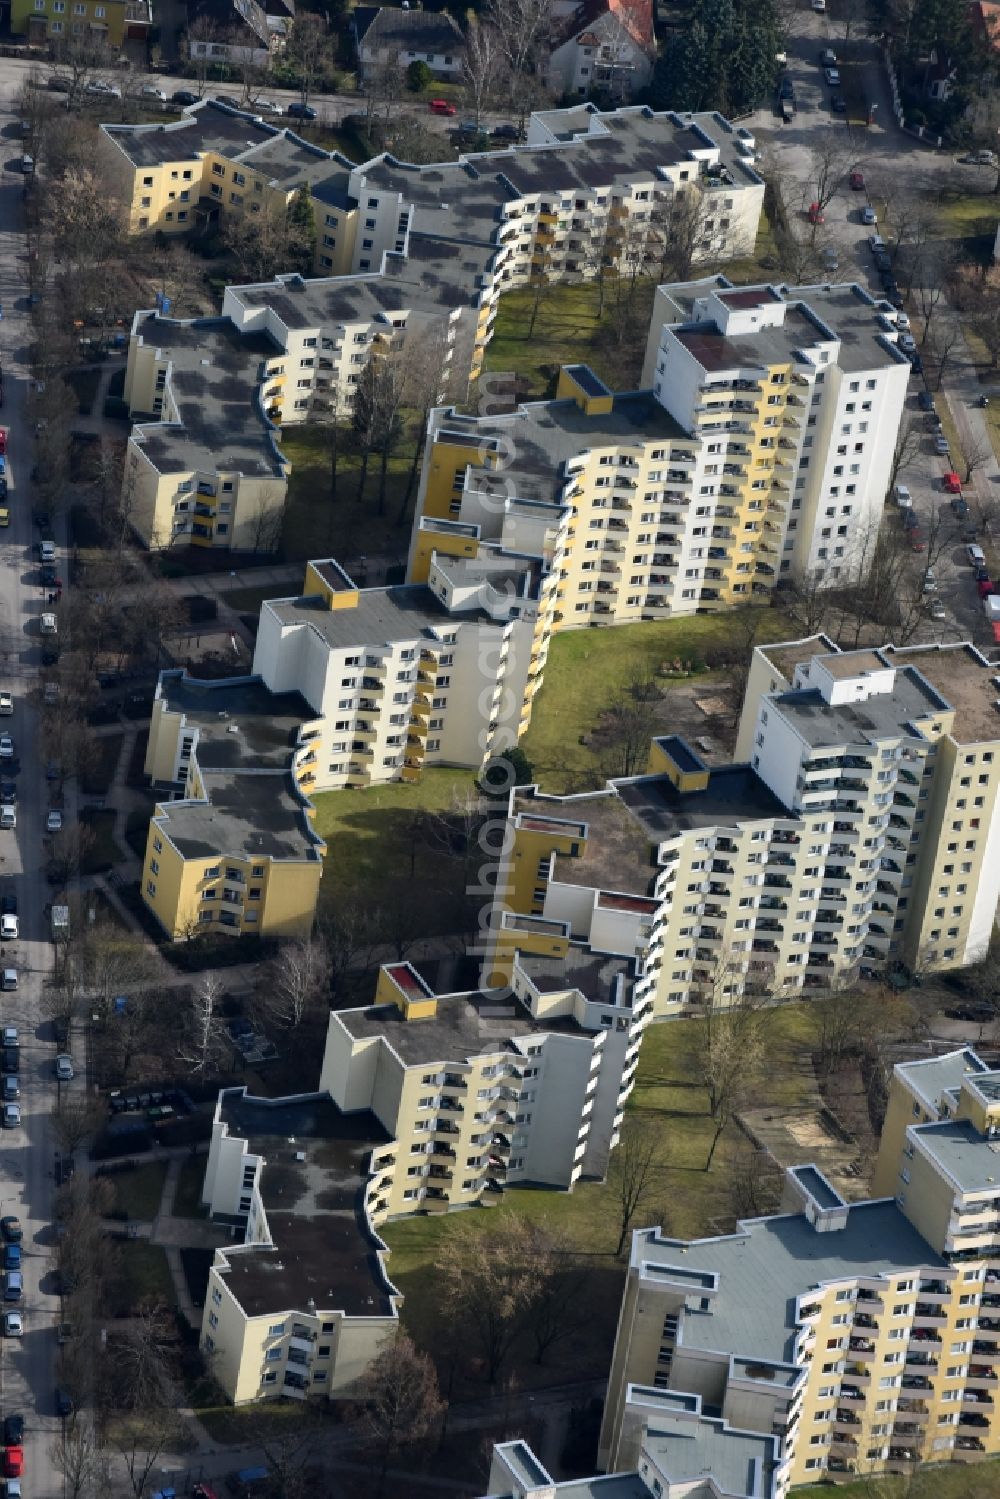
<box><xmin>355</xmin><ymin>1332</ymin><xmax>444</xmax><ymax>1494</ymax></box>
<box><xmin>176</xmin><ymin>972</ymin><xmax>225</xmax><ymax>1074</ymax></box>
<box><xmin>463</xmin><ymin>18</ymin><xmax>502</xmax><ymax>126</ymax></box>
<box><xmin>922</xmin><ymin>320</ymin><xmax>964</xmax><ymax>392</ymax></box>
<box><xmin>959</xmin><ymin>430</ymin><xmax>994</xmax><ymax>484</ymax></box>
<box><xmin>697</xmin><ymin>966</ymin><xmax>771</xmax><ymax>1170</ymax></box>
<box><xmin>51</xmin><ymin>1424</ymin><xmax>112</xmax><ymax>1499</ymax></box>
<box><xmin>285</xmin><ymin>13</ymin><xmax>334</xmax><ymax>109</ymax></box>
<box><xmin>728</xmin><ymin>1145</ymin><xmax>782</xmax><ymax>1221</ymax></box>
<box><xmin>608</xmin><ymin>1117</ymin><xmax>660</xmax><ymax>1255</ymax></box>
<box><xmin>593</xmin><ymin>669</ymin><xmax>661</xmax><ymax>779</ymax></box>
<box><xmin>266</xmin><ymin>933</ymin><xmax>329</xmax><ymax>1029</ymax></box>
<box><xmin>51</xmin><ymin>1096</ymin><xmax>105</xmax><ymax>1158</ymax></box>
<box><xmin>435</xmin><ymin>1211</ymin><xmax>540</xmax><ymax>1384</ymax></box>
<box><xmin>486</xmin><ymin>0</ymin><xmax>553</xmax><ymax>128</ymax></box>
<box><xmin>889</xmin><ymin>418</ymin><xmax>924</xmax><ymax>489</ymax></box>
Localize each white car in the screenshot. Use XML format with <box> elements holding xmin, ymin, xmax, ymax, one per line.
<box><xmin>85</xmin><ymin>80</ymin><xmax>122</xmax><ymax>98</ymax></box>
<box><xmin>0</xmin><ymin>738</ymin><xmax>12</xmax><ymax>762</ymax></box>
<box><xmin>54</xmin><ymin>1055</ymin><xmax>73</xmax><ymax>1082</ymax></box>
<box><xmin>894</xmin><ymin>485</ymin><xmax>912</xmax><ymax>508</ymax></box>
<box><xmin>3</xmin><ymin>1311</ymin><xmax>22</xmax><ymax>1336</ymax></box>
<box><xmin>812</xmin><ymin>0</ymin><xmax>826</xmax><ymax>9</ymax></box>
<box><xmin>821</xmin><ymin>247</ymin><xmax>840</xmax><ymax>271</ymax></box>
<box><xmin>3</xmin><ymin>1029</ymin><xmax>17</xmax><ymax>1048</ymax></box>
<box><xmin>934</xmin><ymin>434</ymin><xmax>951</xmax><ymax>455</ymax></box>
<box><xmin>869</xmin><ymin>234</ymin><xmax>886</xmax><ymax>253</ymax></box>
<box><xmin>46</xmin><ymin>810</ymin><xmax>63</xmax><ymax>834</ymax></box>
<box><xmin>922</xmin><ymin>569</ymin><xmax>938</xmax><ymax>593</ymax></box>
<box><xmin>898</xmin><ymin>333</ymin><xmax>917</xmax><ymax>354</ymax></box>
<box><xmin>896</xmin><ymin>312</ymin><xmax>910</xmax><ymax>331</ymax></box>
<box><xmin>2</xmin><ymin>1104</ymin><xmax>19</xmax><ymax>1129</ymax></box>
<box><xmin>250</xmin><ymin>97</ymin><xmax>278</xmax><ymax>113</ymax></box>
<box><xmin>0</xmin><ymin>916</ymin><xmax>18</xmax><ymax>942</ymax></box>
<box><xmin>0</xmin><ymin>695</ymin><xmax>12</xmax><ymax>717</ymax></box>
<box><xmin>140</xmin><ymin>84</ymin><xmax>166</xmax><ymax>101</ymax></box>
<box><xmin>928</xmin><ymin>599</ymin><xmax>947</xmax><ymax>620</ymax></box>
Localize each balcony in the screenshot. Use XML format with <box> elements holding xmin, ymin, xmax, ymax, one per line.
<box><xmin>848</xmin><ymin>1337</ymin><xmax>876</xmax><ymax>1360</ymax></box>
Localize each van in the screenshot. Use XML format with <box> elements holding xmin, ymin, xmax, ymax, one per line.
<box><xmin>39</xmin><ymin>540</ymin><xmax>55</xmax><ymax>563</ymax></box>
<box><xmin>40</xmin><ymin>614</ymin><xmax>56</xmax><ymax>635</ymax></box>
<box><xmin>0</xmin><ymin>809</ymin><xmax>14</xmax><ymax>831</ymax></box>
<box><xmin>968</xmin><ymin>544</ymin><xmax>987</xmax><ymax>567</ymax></box>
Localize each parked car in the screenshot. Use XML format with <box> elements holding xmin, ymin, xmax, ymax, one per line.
<box><xmin>3</xmin><ymin>1312</ymin><xmax>22</xmax><ymax>1337</ymax></box>
<box><xmin>0</xmin><ymin>917</ymin><xmax>17</xmax><ymax>943</ymax></box>
<box><xmin>286</xmin><ymin>102</ymin><xmax>317</xmax><ymax>120</ymax></box>
<box><xmin>54</xmin><ymin>1055</ymin><xmax>73</xmax><ymax>1082</ymax></box>
<box><xmin>46</xmin><ymin>811</ymin><xmax>62</xmax><ymax>834</ymax></box>
<box><xmin>170</xmin><ymin>89</ymin><xmax>200</xmax><ymax>106</ymax></box>
<box><xmin>821</xmin><ymin>247</ymin><xmax>840</xmax><ymax>271</ymax></box>
<box><xmin>922</xmin><ymin>568</ymin><xmax>938</xmax><ymax>592</ymax></box>
<box><xmin>428</xmin><ymin>98</ymin><xmax>456</xmax><ymax>115</ymax></box>
<box><xmin>831</xmin><ymin>96</ymin><xmax>847</xmax><ymax>113</ymax></box>
<box><xmin>918</xmin><ymin>390</ymin><xmax>935</xmax><ymax>411</ymax></box>
<box><xmin>1</xmin><ymin>1106</ymin><xmax>18</xmax><ymax>1130</ymax></box>
<box><xmin>0</xmin><ymin>1220</ymin><xmax>21</xmax><ymax>1245</ymax></box>
<box><xmin>140</xmin><ymin>84</ymin><xmax>166</xmax><ymax>101</ymax></box>
<box><xmin>873</xmin><ymin>250</ymin><xmax>891</xmax><ymax>271</ymax></box>
<box><xmin>55</xmin><ymin>1389</ymin><xmax>73</xmax><ymax>1418</ymax></box>
<box><xmin>894</xmin><ymin>484</ymin><xmax>912</xmax><ymax>508</ymax></box>
<box><xmin>3</xmin><ymin>1417</ymin><xmax>22</xmax><ymax>1447</ymax></box>
<box><xmin>910</xmin><ymin>536</ymin><xmax>926</xmax><ymax>552</ymax></box>
<box><xmin>861</xmin><ymin>205</ymin><xmax>877</xmax><ymax>224</ymax></box>
<box><xmin>928</xmin><ymin>599</ymin><xmax>947</xmax><ymax>621</ymax></box>
<box><xmin>3</xmin><ymin>1446</ymin><xmax>22</xmax><ymax>1478</ymax></box>
<box><xmin>824</xmin><ymin>67</ymin><xmax>841</xmax><ymax>84</ymax></box>
<box><xmin>968</xmin><ymin>543</ymin><xmax>987</xmax><ymax>566</ymax></box>
<box><xmin>820</xmin><ymin>48</ymin><xmax>838</xmax><ymax>65</ymax></box>
<box><xmin>0</xmin><ymin>739</ymin><xmax>12</xmax><ymax>763</ymax></box>
<box><xmin>959</xmin><ymin>149</ymin><xmax>997</xmax><ymax>165</ymax></box>
<box><xmin>942</xmin><ymin>471</ymin><xmax>963</xmax><ymax>494</ymax></box>
<box><xmin>934</xmin><ymin>433</ymin><xmax>951</xmax><ymax>455</ymax></box>
<box><xmin>807</xmin><ymin>201</ymin><xmax>824</xmax><ymax>224</ymax></box>
<box><xmin>848</xmin><ymin>168</ymin><xmax>864</xmax><ymax>188</ymax></box>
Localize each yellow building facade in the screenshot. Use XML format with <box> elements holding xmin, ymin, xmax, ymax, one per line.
<box><xmin>16</xmin><ymin>0</ymin><xmax>150</xmax><ymax>47</ymax></box>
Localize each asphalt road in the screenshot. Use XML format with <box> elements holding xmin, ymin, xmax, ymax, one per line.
<box><xmin>0</xmin><ymin>77</ymin><xmax>75</xmax><ymax>1499</ymax></box>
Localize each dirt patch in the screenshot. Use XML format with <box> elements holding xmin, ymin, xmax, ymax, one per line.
<box><xmin>652</xmin><ymin>682</ymin><xmax>737</xmax><ymax>758</ymax></box>
<box><xmin>741</xmin><ymin>1103</ymin><xmax>868</xmax><ymax>1201</ymax></box>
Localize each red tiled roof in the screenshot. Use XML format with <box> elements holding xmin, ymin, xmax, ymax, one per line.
<box><xmin>556</xmin><ymin>0</ymin><xmax>654</xmax><ymax>53</ymax></box>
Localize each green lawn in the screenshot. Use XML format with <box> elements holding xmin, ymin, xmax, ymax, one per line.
<box><xmin>108</xmin><ymin>1241</ymin><xmax>174</xmax><ymax>1316</ymax></box>
<box><xmin>310</xmin><ymin>767</ymin><xmax>477</xmax><ymax>936</ymax></box>
<box><xmin>798</xmin><ymin>1458</ymin><xmax>1000</xmax><ymax>1497</ymax></box>
<box><xmin>278</xmin><ymin>425</ymin><xmax>421</xmax><ymax>568</ymax></box>
<box><xmin>485</xmin><ymin>279</ymin><xmax>657</xmax><ymax>397</ymax></box>
<box><xmin>382</xmin><ymin>1003</ymin><xmax>823</xmax><ymax>1388</ymax></box>
<box><xmin>103</xmin><ymin>1161</ymin><xmax>169</xmax><ymax>1221</ymax></box>
<box><xmin>172</xmin><ymin>1156</ymin><xmax>209</xmax><ymax>1219</ymax></box>
<box><xmin>520</xmin><ymin>610</ymin><xmax>793</xmax><ymax>793</ymax></box>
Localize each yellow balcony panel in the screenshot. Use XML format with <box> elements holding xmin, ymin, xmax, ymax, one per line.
<box><xmin>410</xmin><ymin>697</ymin><xmax>432</xmax><ymax>720</ymax></box>
<box><xmin>401</xmin><ymin>766</ymin><xmax>422</xmax><ymax>783</ymax></box>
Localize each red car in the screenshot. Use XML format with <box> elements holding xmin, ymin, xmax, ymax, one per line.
<box><xmin>849</xmin><ymin>170</ymin><xmax>865</xmax><ymax>189</ymax></box>
<box><xmin>428</xmin><ymin>99</ymin><xmax>456</xmax><ymax>116</ymax></box>
<box><xmin>979</xmin><ymin>578</ymin><xmax>994</xmax><ymax>597</ymax></box>
<box><xmin>942</xmin><ymin>471</ymin><xmax>962</xmax><ymax>494</ymax></box>
<box><xmin>3</xmin><ymin>1446</ymin><xmax>22</xmax><ymax>1477</ymax></box>
<box><xmin>0</xmin><ymin>431</ymin><xmax>7</xmax><ymax>455</ymax></box>
<box><xmin>910</xmin><ymin>537</ymin><xmax>926</xmax><ymax>552</ymax></box>
<box><xmin>807</xmin><ymin>201</ymin><xmax>825</xmax><ymax>224</ymax></box>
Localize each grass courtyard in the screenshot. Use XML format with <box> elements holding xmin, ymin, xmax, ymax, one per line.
<box><xmin>382</xmin><ymin>1001</ymin><xmax>824</xmax><ymax>1389</ymax></box>
<box><xmin>278</xmin><ymin>424</ymin><xmax>420</xmax><ymax>569</ymax></box>
<box><xmin>520</xmin><ymin>609</ymin><xmax>794</xmax><ymax>792</ymax></box>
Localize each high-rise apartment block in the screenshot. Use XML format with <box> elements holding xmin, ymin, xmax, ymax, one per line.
<box><xmin>411</xmin><ymin>282</ymin><xmax>910</xmax><ymax>623</ymax></box>
<box><xmin>493</xmin><ymin>638</ymin><xmax>1000</xmax><ymax>1012</ymax></box>
<box><xmin>199</xmin><ymin>932</ymin><xmax>649</xmax><ymax>1402</ymax></box>
<box><xmin>579</xmin><ymin>1046</ymin><xmax>1000</xmax><ymax>1495</ymax></box>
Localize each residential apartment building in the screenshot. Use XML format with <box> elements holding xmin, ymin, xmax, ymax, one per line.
<box><xmin>14</xmin><ymin>0</ymin><xmax>150</xmax><ymax>45</ymax></box>
<box><xmin>484</xmin><ymin>1410</ymin><xmax>777</xmax><ymax>1499</ymax></box>
<box><xmin>199</xmin><ymin>934</ymin><xmax>652</xmax><ymax>1401</ymax></box>
<box><xmin>410</xmin><ymin>282</ymin><xmax>910</xmax><ymax>625</ymax></box>
<box><xmin>321</xmin><ymin>940</ymin><xmax>646</xmax><ymax>1214</ymax></box>
<box><xmin>249</xmin><ymin>556</ymin><xmax>552</xmax><ymax>790</ymax></box>
<box><xmin>492</xmin><ymin>638</ymin><xmax>1000</xmax><ymax>1013</ymax></box>
<box><xmin>201</xmin><ymin>1088</ymin><xmax>400</xmax><ymax>1404</ymax></box>
<box><xmin>590</xmin><ymin>1048</ymin><xmax>1000</xmax><ymax>1492</ymax></box>
<box><xmin>140</xmin><ymin>673</ymin><xmax>326</xmax><ymax>939</ymax></box>
<box><xmin>99</xmin><ymin>99</ymin><xmax>763</xmax><ymax>279</ymax></box>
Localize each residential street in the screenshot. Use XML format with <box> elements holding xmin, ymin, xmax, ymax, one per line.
<box><xmin>0</xmin><ymin>78</ymin><xmax>70</xmax><ymax>1499</ymax></box>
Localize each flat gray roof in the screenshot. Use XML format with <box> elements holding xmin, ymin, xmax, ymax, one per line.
<box><xmin>517</xmin><ymin>946</ymin><xmax>635</xmax><ymax>1006</ymax></box>
<box><xmin>264</xmin><ymin>584</ymin><xmax>477</xmax><ymax>650</ymax></box>
<box><xmin>895</xmin><ymin>1048</ymin><xmax>987</xmax><ymax>1113</ymax></box>
<box><xmin>773</xmin><ymin>665</ymin><xmax>948</xmax><ymax>750</ymax></box>
<box><xmin>156</xmin><ymin>769</ymin><xmax>322</xmax><ymax>862</ymax></box>
<box><xmin>102</xmin><ymin>99</ymin><xmax>279</xmax><ymax>168</ymax></box>
<box><xmin>640</xmin><ymin>1201</ymin><xmax>946</xmax><ymax>1366</ymax></box>
<box><xmin>339</xmin><ymin>988</ymin><xmax>586</xmax><ymax>1066</ymax></box>
<box><xmin>545</xmin><ymin>791</ymin><xmax>657</xmax><ymax>898</ymax></box>
<box><xmin>644</xmin><ymin>1417</ymin><xmax>775</xmax><ymax>1499</ymax></box>
<box><xmin>913</xmin><ymin>1118</ymin><xmax>1000</xmax><ymax>1195</ymax></box>
<box><xmin>616</xmin><ymin>766</ymin><xmax>791</xmax><ymax>841</ymax></box>
<box><xmin>130</xmin><ymin>313</ymin><xmax>285</xmax><ymax>478</ymax></box>
<box><xmin>158</xmin><ymin>672</ymin><xmax>313</xmax><ymax>770</ymax></box>
<box><xmin>214</xmin><ymin>1090</ymin><xmax>395</xmax><ymax>1319</ymax></box>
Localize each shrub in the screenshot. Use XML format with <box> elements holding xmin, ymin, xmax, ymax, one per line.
<box><xmin>406</xmin><ymin>60</ymin><xmax>433</xmax><ymax>92</ymax></box>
